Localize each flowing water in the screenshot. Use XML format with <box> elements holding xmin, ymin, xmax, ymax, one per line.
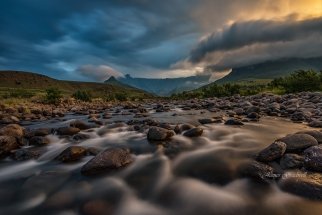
<box><xmin>1</xmin><ymin>107</ymin><xmax>322</xmax><ymax>215</ymax></box>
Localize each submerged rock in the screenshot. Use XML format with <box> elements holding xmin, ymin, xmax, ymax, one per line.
<box><xmin>147</xmin><ymin>126</ymin><xmax>175</xmax><ymax>141</ymax></box>
<box><xmin>183</xmin><ymin>127</ymin><xmax>203</xmax><ymax>137</ymax></box>
<box><xmin>57</xmin><ymin>127</ymin><xmax>80</xmax><ymax>136</ymax></box>
<box><xmin>224</xmin><ymin>118</ymin><xmax>244</xmax><ymax>126</ymax></box>
<box><xmin>29</xmin><ymin>136</ymin><xmax>50</xmax><ymax>146</ymax></box>
<box><xmin>70</xmin><ymin>120</ymin><xmax>92</xmax><ymax>130</ymax></box>
<box><xmin>56</xmin><ymin>146</ymin><xmax>87</xmax><ymax>162</ymax></box>
<box><xmin>81</xmin><ymin>147</ymin><xmax>133</xmax><ymax>176</ymax></box>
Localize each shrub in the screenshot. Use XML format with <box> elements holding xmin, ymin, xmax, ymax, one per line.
<box><xmin>72</xmin><ymin>90</ymin><xmax>92</xmax><ymax>102</ymax></box>
<box><xmin>45</xmin><ymin>88</ymin><xmax>62</xmax><ymax>104</ymax></box>
<box><xmin>115</xmin><ymin>93</ymin><xmax>128</xmax><ymax>101</ymax></box>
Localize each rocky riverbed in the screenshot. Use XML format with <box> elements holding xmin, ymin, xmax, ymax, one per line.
<box><xmin>1</xmin><ymin>92</ymin><xmax>322</xmax><ymax>215</ymax></box>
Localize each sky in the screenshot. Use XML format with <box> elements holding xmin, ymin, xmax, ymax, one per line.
<box><xmin>0</xmin><ymin>0</ymin><xmax>322</xmax><ymax>81</ymax></box>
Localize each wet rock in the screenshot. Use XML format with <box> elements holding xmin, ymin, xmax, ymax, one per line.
<box><xmin>280</xmin><ymin>153</ymin><xmax>304</xmax><ymax>169</ymax></box>
<box><xmin>304</xmin><ymin>145</ymin><xmax>322</xmax><ymax>172</ymax></box>
<box><xmin>198</xmin><ymin>118</ymin><xmax>220</xmax><ymax>124</ymax></box>
<box><xmin>11</xmin><ymin>148</ymin><xmax>42</xmax><ymax>161</ymax></box>
<box><xmin>29</xmin><ymin>136</ymin><xmax>50</xmax><ymax>146</ymax></box>
<box><xmin>27</xmin><ymin>128</ymin><xmax>52</xmax><ymax>137</ymax></box>
<box><xmin>278</xmin><ymin>171</ymin><xmax>322</xmax><ymax>200</ymax></box>
<box><xmin>238</xmin><ymin>160</ymin><xmax>275</xmax><ymax>182</ymax></box>
<box><xmin>81</xmin><ymin>147</ymin><xmax>133</xmax><ymax>176</ymax></box>
<box><xmin>57</xmin><ymin>127</ymin><xmax>80</xmax><ymax>136</ymax></box>
<box><xmin>56</xmin><ymin>146</ymin><xmax>87</xmax><ymax>162</ymax></box>
<box><xmin>278</xmin><ymin>134</ymin><xmax>318</xmax><ymax>152</ymax></box>
<box><xmin>247</xmin><ymin>112</ymin><xmax>259</xmax><ymax>119</ymax></box>
<box><xmin>86</xmin><ymin>147</ymin><xmax>102</xmax><ymax>156</ymax></box>
<box><xmin>174</xmin><ymin>123</ymin><xmax>195</xmax><ymax>134</ymax></box>
<box><xmin>73</xmin><ymin>133</ymin><xmax>91</xmax><ymax>141</ymax></box>
<box><xmin>147</xmin><ymin>126</ymin><xmax>175</xmax><ymax>141</ymax></box>
<box><xmin>0</xmin><ymin>136</ymin><xmax>19</xmax><ymax>158</ymax></box>
<box><xmin>224</xmin><ymin>118</ymin><xmax>244</xmax><ymax>126</ymax></box>
<box><xmin>0</xmin><ymin>124</ymin><xmax>24</xmax><ymax>138</ymax></box>
<box><xmin>297</xmin><ymin>130</ymin><xmax>322</xmax><ymax>144</ymax></box>
<box><xmin>256</xmin><ymin>141</ymin><xmax>286</xmax><ymax>162</ymax></box>
<box><xmin>70</xmin><ymin>120</ymin><xmax>92</xmax><ymax>130</ymax></box>
<box><xmin>183</xmin><ymin>127</ymin><xmax>203</xmax><ymax>137</ymax></box>
<box><xmin>308</xmin><ymin>120</ymin><xmax>322</xmax><ymax>128</ymax></box>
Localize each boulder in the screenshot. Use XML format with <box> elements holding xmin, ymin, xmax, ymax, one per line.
<box><xmin>280</xmin><ymin>153</ymin><xmax>304</xmax><ymax>169</ymax></box>
<box><xmin>304</xmin><ymin>145</ymin><xmax>322</xmax><ymax>172</ymax></box>
<box><xmin>57</xmin><ymin>127</ymin><xmax>80</xmax><ymax>136</ymax></box>
<box><xmin>147</xmin><ymin>126</ymin><xmax>175</xmax><ymax>141</ymax></box>
<box><xmin>81</xmin><ymin>148</ymin><xmax>133</xmax><ymax>176</ymax></box>
<box><xmin>256</xmin><ymin>141</ymin><xmax>286</xmax><ymax>162</ymax></box>
<box><xmin>0</xmin><ymin>124</ymin><xmax>24</xmax><ymax>138</ymax></box>
<box><xmin>278</xmin><ymin>134</ymin><xmax>318</xmax><ymax>152</ymax></box>
<box><xmin>0</xmin><ymin>135</ymin><xmax>19</xmax><ymax>158</ymax></box>
<box><xmin>183</xmin><ymin>127</ymin><xmax>203</xmax><ymax>137</ymax></box>
<box><xmin>29</xmin><ymin>136</ymin><xmax>50</xmax><ymax>146</ymax></box>
<box><xmin>56</xmin><ymin>146</ymin><xmax>87</xmax><ymax>162</ymax></box>
<box><xmin>70</xmin><ymin>120</ymin><xmax>92</xmax><ymax>130</ymax></box>
<box><xmin>224</xmin><ymin>118</ymin><xmax>244</xmax><ymax>126</ymax></box>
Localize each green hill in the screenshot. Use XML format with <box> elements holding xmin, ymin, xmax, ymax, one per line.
<box><xmin>0</xmin><ymin>70</ymin><xmax>153</xmax><ymax>100</ymax></box>
<box><xmin>216</xmin><ymin>57</ymin><xmax>322</xmax><ymax>83</ymax></box>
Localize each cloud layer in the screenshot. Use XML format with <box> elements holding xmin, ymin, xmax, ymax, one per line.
<box><xmin>0</xmin><ymin>0</ymin><xmax>321</xmax><ymax>80</ymax></box>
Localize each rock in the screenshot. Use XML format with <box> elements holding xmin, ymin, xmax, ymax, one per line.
<box><xmin>297</xmin><ymin>130</ymin><xmax>322</xmax><ymax>144</ymax></box>
<box><xmin>304</xmin><ymin>145</ymin><xmax>322</xmax><ymax>172</ymax></box>
<box><xmin>56</xmin><ymin>146</ymin><xmax>87</xmax><ymax>162</ymax></box>
<box><xmin>247</xmin><ymin>112</ymin><xmax>259</xmax><ymax>119</ymax></box>
<box><xmin>27</xmin><ymin>128</ymin><xmax>52</xmax><ymax>137</ymax></box>
<box><xmin>147</xmin><ymin>126</ymin><xmax>175</xmax><ymax>141</ymax></box>
<box><xmin>256</xmin><ymin>141</ymin><xmax>286</xmax><ymax>162</ymax></box>
<box><xmin>29</xmin><ymin>136</ymin><xmax>50</xmax><ymax>146</ymax></box>
<box><xmin>11</xmin><ymin>148</ymin><xmax>42</xmax><ymax>161</ymax></box>
<box><xmin>174</xmin><ymin>124</ymin><xmax>195</xmax><ymax>134</ymax></box>
<box><xmin>224</xmin><ymin>118</ymin><xmax>244</xmax><ymax>126</ymax></box>
<box><xmin>238</xmin><ymin>160</ymin><xmax>275</xmax><ymax>182</ymax></box>
<box><xmin>72</xmin><ymin>133</ymin><xmax>91</xmax><ymax>141</ymax></box>
<box><xmin>280</xmin><ymin>153</ymin><xmax>304</xmax><ymax>169</ymax></box>
<box><xmin>57</xmin><ymin>127</ymin><xmax>80</xmax><ymax>136</ymax></box>
<box><xmin>70</xmin><ymin>120</ymin><xmax>92</xmax><ymax>130</ymax></box>
<box><xmin>0</xmin><ymin>124</ymin><xmax>24</xmax><ymax>138</ymax></box>
<box><xmin>183</xmin><ymin>127</ymin><xmax>203</xmax><ymax>137</ymax></box>
<box><xmin>278</xmin><ymin>134</ymin><xmax>318</xmax><ymax>152</ymax></box>
<box><xmin>278</xmin><ymin>171</ymin><xmax>322</xmax><ymax>200</ymax></box>
<box><xmin>308</xmin><ymin>120</ymin><xmax>322</xmax><ymax>128</ymax></box>
<box><xmin>0</xmin><ymin>136</ymin><xmax>19</xmax><ymax>158</ymax></box>
<box><xmin>81</xmin><ymin>147</ymin><xmax>133</xmax><ymax>176</ymax></box>
<box><xmin>198</xmin><ymin>118</ymin><xmax>220</xmax><ymax>124</ymax></box>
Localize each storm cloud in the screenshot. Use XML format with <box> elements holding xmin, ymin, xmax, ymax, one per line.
<box><xmin>0</xmin><ymin>0</ymin><xmax>321</xmax><ymax>80</ymax></box>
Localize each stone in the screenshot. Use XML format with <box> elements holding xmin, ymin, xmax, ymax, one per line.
<box><xmin>81</xmin><ymin>148</ymin><xmax>133</xmax><ymax>176</ymax></box>
<box><xmin>278</xmin><ymin>133</ymin><xmax>318</xmax><ymax>152</ymax></box>
<box><xmin>57</xmin><ymin>127</ymin><xmax>80</xmax><ymax>136</ymax></box>
<box><xmin>174</xmin><ymin>124</ymin><xmax>195</xmax><ymax>134</ymax></box>
<box><xmin>11</xmin><ymin>148</ymin><xmax>42</xmax><ymax>161</ymax></box>
<box><xmin>280</xmin><ymin>153</ymin><xmax>304</xmax><ymax>169</ymax></box>
<box><xmin>224</xmin><ymin>118</ymin><xmax>244</xmax><ymax>126</ymax></box>
<box><xmin>0</xmin><ymin>136</ymin><xmax>19</xmax><ymax>158</ymax></box>
<box><xmin>183</xmin><ymin>127</ymin><xmax>203</xmax><ymax>137</ymax></box>
<box><xmin>147</xmin><ymin>126</ymin><xmax>175</xmax><ymax>141</ymax></box>
<box><xmin>278</xmin><ymin>171</ymin><xmax>322</xmax><ymax>200</ymax></box>
<box><xmin>29</xmin><ymin>136</ymin><xmax>50</xmax><ymax>146</ymax></box>
<box><xmin>198</xmin><ymin>118</ymin><xmax>220</xmax><ymax>124</ymax></box>
<box><xmin>0</xmin><ymin>124</ymin><xmax>24</xmax><ymax>138</ymax></box>
<box><xmin>56</xmin><ymin>146</ymin><xmax>87</xmax><ymax>162</ymax></box>
<box><xmin>247</xmin><ymin>112</ymin><xmax>259</xmax><ymax>119</ymax></box>
<box><xmin>304</xmin><ymin>145</ymin><xmax>322</xmax><ymax>172</ymax></box>
<box><xmin>297</xmin><ymin>130</ymin><xmax>322</xmax><ymax>144</ymax></box>
<box><xmin>308</xmin><ymin>120</ymin><xmax>322</xmax><ymax>128</ymax></box>
<box><xmin>70</xmin><ymin>120</ymin><xmax>92</xmax><ymax>130</ymax></box>
<box><xmin>238</xmin><ymin>160</ymin><xmax>275</xmax><ymax>182</ymax></box>
<box><xmin>256</xmin><ymin>141</ymin><xmax>287</xmax><ymax>162</ymax></box>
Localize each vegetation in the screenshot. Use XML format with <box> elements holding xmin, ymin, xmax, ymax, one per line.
<box><xmin>72</xmin><ymin>90</ymin><xmax>92</xmax><ymax>102</ymax></box>
<box><xmin>45</xmin><ymin>88</ymin><xmax>62</xmax><ymax>104</ymax></box>
<box><xmin>172</xmin><ymin>70</ymin><xmax>322</xmax><ymax>99</ymax></box>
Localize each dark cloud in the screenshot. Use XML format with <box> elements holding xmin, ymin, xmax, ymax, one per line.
<box><xmin>189</xmin><ymin>17</ymin><xmax>322</xmax><ymax>63</ymax></box>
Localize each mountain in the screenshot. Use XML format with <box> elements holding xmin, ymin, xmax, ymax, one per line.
<box><xmin>0</xmin><ymin>70</ymin><xmax>153</xmax><ymax>99</ymax></box>
<box><xmin>109</xmin><ymin>74</ymin><xmax>211</xmax><ymax>96</ymax></box>
<box><xmin>216</xmin><ymin>57</ymin><xmax>322</xmax><ymax>83</ymax></box>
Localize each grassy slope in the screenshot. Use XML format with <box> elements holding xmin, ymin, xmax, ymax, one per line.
<box><xmin>0</xmin><ymin>70</ymin><xmax>153</xmax><ymax>99</ymax></box>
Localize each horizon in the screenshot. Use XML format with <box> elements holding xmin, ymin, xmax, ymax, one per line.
<box><xmin>0</xmin><ymin>0</ymin><xmax>322</xmax><ymax>82</ymax></box>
